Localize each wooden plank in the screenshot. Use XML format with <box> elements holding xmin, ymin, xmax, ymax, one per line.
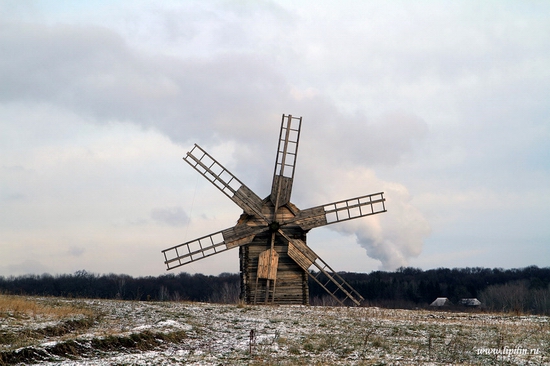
<box><xmin>291</xmin><ymin>193</ymin><xmax>386</xmax><ymax>231</ymax></box>
<box><xmin>239</xmin><ymin>236</ymin><xmax>309</xmax><ymax>305</ymax></box>
<box><xmin>183</xmin><ymin>144</ymin><xmax>268</xmax><ymax>222</ymax></box>
<box><xmin>233</xmin><ymin>185</ymin><xmax>266</xmax><ymax>220</ymax></box>
<box><xmin>225</xmin><ymin>234</ymin><xmax>255</xmax><ymax>249</ymax></box>
<box><xmin>287</xmin><ymin>239</ymin><xmax>317</xmax><ymax>271</ymax></box>
<box><xmin>292</xmin><ymin>206</ymin><xmax>327</xmax><ymax>230</ymax></box>
<box><xmin>271</xmin><ymin>175</ymin><xmax>293</xmax><ymax>208</ymax></box>
<box><xmin>257</xmin><ymin>249</ymin><xmax>278</xmax><ymax>280</ymax></box>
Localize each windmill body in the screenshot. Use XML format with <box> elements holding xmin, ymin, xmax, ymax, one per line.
<box><xmin>162</xmin><ymin>115</ymin><xmax>387</xmax><ymax>305</ymax></box>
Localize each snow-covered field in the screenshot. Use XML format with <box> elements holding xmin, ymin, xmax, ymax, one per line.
<box><xmin>1</xmin><ymin>296</ymin><xmax>549</xmax><ymax>365</ymax></box>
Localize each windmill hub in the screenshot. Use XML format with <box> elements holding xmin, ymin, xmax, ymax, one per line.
<box><xmin>161</xmin><ymin>114</ymin><xmax>387</xmax><ymax>306</ymax></box>
<box><xmin>268</xmin><ymin>221</ymin><xmax>281</xmax><ymax>232</ymax></box>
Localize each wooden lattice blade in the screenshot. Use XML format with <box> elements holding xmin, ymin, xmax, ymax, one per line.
<box><xmin>162</xmin><ymin>225</ymin><xmax>266</xmax><ymax>270</ymax></box>
<box><xmin>270</xmin><ymin>114</ymin><xmax>302</xmax><ymax>209</ymax></box>
<box><xmin>279</xmin><ymin>230</ymin><xmax>364</xmax><ymax>306</ymax></box>
<box><xmin>184</xmin><ymin>144</ymin><xmax>269</xmax><ymax>223</ymax></box>
<box><xmin>290</xmin><ymin>192</ymin><xmax>386</xmax><ymax>231</ymax></box>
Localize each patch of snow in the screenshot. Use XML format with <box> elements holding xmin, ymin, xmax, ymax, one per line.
<box><xmin>40</xmin><ymin>341</ymin><xmax>59</xmax><ymax>347</ymax></box>
<box><xmin>131</xmin><ymin>324</ymin><xmax>152</xmax><ymax>331</ymax></box>
<box><xmin>156</xmin><ymin>319</ymin><xmax>192</xmax><ymax>330</ymax></box>
<box><xmin>3</xmin><ymin>298</ymin><xmax>549</xmax><ymax>365</ymax></box>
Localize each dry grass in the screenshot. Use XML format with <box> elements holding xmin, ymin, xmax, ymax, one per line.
<box><xmin>1</xmin><ymin>297</ymin><xmax>548</xmax><ymax>365</ymax></box>
<box><xmin>0</xmin><ymin>294</ymin><xmax>95</xmax><ymax>320</ymax></box>
<box><xmin>0</xmin><ymin>294</ymin><xmax>100</xmax><ymax>359</ymax></box>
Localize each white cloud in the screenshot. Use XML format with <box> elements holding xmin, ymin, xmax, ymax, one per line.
<box><xmin>302</xmin><ymin>167</ymin><xmax>430</xmax><ymax>271</ymax></box>
<box><xmin>151</xmin><ymin>207</ymin><xmax>189</xmax><ymax>227</ymax></box>
<box><xmin>1</xmin><ymin>1</ymin><xmax>549</xmax><ymax>277</ymax></box>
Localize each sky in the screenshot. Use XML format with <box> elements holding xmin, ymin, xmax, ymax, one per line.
<box><xmin>1</xmin><ymin>0</ymin><xmax>549</xmax><ymax>277</ymax></box>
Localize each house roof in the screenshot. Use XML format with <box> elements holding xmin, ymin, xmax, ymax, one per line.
<box><xmin>460</xmin><ymin>298</ymin><xmax>481</xmax><ymax>306</ymax></box>
<box><xmin>430</xmin><ymin>297</ymin><xmax>451</xmax><ymax>306</ymax></box>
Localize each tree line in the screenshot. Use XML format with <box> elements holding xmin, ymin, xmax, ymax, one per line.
<box><xmin>1</xmin><ymin>266</ymin><xmax>549</xmax><ymax>314</ymax></box>
<box><xmin>314</xmin><ymin>266</ymin><xmax>550</xmax><ymax>314</ymax></box>
<box><xmin>0</xmin><ymin>270</ymin><xmax>240</xmax><ymax>303</ymax></box>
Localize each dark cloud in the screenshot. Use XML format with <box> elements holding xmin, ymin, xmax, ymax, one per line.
<box><xmin>0</xmin><ymin>19</ymin><xmax>429</xmax><ymax>210</ymax></box>
<box><xmin>0</xmin><ymin>19</ymin><xmax>428</xmax><ymax>164</ymax></box>
<box><xmin>0</xmin><ymin>21</ymin><xmax>293</xmax><ymax>146</ymax></box>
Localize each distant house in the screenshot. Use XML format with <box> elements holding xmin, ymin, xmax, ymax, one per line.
<box><xmin>430</xmin><ymin>297</ymin><xmax>451</xmax><ymax>307</ymax></box>
<box><xmin>460</xmin><ymin>298</ymin><xmax>481</xmax><ymax>307</ymax></box>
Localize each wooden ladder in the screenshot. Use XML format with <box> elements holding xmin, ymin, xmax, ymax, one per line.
<box><xmin>254</xmin><ymin>278</ymin><xmax>277</xmax><ymax>304</ymax></box>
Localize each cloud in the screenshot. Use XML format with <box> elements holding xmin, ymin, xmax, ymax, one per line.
<box><xmin>151</xmin><ymin>207</ymin><xmax>189</xmax><ymax>227</ymax></box>
<box><xmin>2</xmin><ymin>1</ymin><xmax>548</xmax><ymax>277</ymax></box>
<box><xmin>357</xmin><ymin>183</ymin><xmax>431</xmax><ymax>270</ymax></box>
<box><xmin>0</xmin><ymin>20</ymin><xmax>293</xmax><ymax>147</ymax></box>
<box><xmin>68</xmin><ymin>246</ymin><xmax>86</xmax><ymax>257</ymax></box>
<box><xmin>5</xmin><ymin>260</ymin><xmax>51</xmax><ymax>276</ymax></box>
<box><xmin>309</xmin><ymin>168</ymin><xmax>430</xmax><ymax>271</ymax></box>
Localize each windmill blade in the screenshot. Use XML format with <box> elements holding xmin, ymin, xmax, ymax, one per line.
<box><xmin>162</xmin><ymin>225</ymin><xmax>266</xmax><ymax>270</ymax></box>
<box><xmin>279</xmin><ymin>230</ymin><xmax>364</xmax><ymax>306</ymax></box>
<box><xmin>184</xmin><ymin>144</ymin><xmax>269</xmax><ymax>222</ymax></box>
<box><xmin>270</xmin><ymin>114</ymin><xmax>302</xmax><ymax>209</ymax></box>
<box><xmin>291</xmin><ymin>192</ymin><xmax>386</xmax><ymax>231</ymax></box>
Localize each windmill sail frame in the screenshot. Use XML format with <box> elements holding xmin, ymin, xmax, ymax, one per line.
<box><xmin>161</xmin><ymin>114</ymin><xmax>387</xmax><ymax>305</ymax></box>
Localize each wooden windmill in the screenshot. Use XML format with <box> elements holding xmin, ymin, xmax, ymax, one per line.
<box><xmin>162</xmin><ymin>115</ymin><xmax>386</xmax><ymax>305</ymax></box>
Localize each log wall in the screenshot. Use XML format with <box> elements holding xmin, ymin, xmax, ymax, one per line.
<box><xmin>239</xmin><ymin>229</ymin><xmax>309</xmax><ymax>305</ymax></box>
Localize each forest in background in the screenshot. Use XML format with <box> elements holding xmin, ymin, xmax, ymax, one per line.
<box><xmin>1</xmin><ymin>266</ymin><xmax>549</xmax><ymax>315</ymax></box>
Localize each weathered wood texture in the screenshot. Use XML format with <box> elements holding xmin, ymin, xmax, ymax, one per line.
<box><xmin>257</xmin><ymin>249</ymin><xmax>278</xmax><ymax>280</ymax></box>
<box><xmin>164</xmin><ymin>115</ymin><xmax>384</xmax><ymax>306</ymax></box>
<box><xmin>240</xmin><ymin>229</ymin><xmax>309</xmax><ymax>305</ymax></box>
<box><xmin>270</xmin><ymin>175</ymin><xmax>293</xmax><ymax>208</ymax></box>
<box><xmin>287</xmin><ymin>239</ymin><xmax>317</xmax><ymax>271</ymax></box>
